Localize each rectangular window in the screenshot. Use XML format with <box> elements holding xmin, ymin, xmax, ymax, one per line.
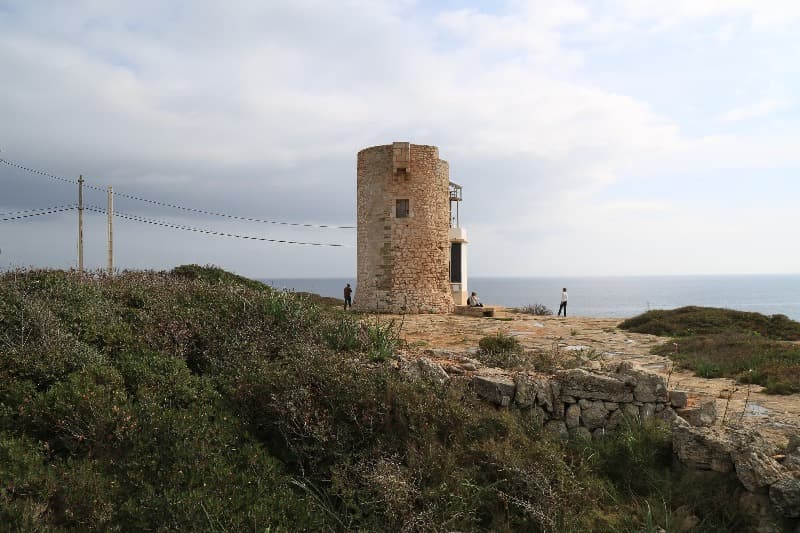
<box><xmin>396</xmin><ymin>199</ymin><xmax>409</xmax><ymax>218</ymax></box>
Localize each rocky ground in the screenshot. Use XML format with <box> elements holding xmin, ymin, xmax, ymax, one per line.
<box><xmin>384</xmin><ymin>308</ymin><xmax>800</xmax><ymax>447</ymax></box>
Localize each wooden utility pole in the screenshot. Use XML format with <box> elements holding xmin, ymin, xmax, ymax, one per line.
<box><xmin>107</xmin><ymin>185</ymin><xmax>114</xmax><ymax>275</ymax></box>
<box><xmin>77</xmin><ymin>175</ymin><xmax>84</xmax><ymax>273</ymax></box>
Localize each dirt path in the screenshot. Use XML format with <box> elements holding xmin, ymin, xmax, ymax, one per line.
<box><xmin>382</xmin><ymin>308</ymin><xmax>800</xmax><ymax>444</ymax></box>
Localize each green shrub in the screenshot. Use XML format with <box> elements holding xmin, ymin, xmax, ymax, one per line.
<box><xmin>0</xmin><ymin>267</ymin><xmax>759</xmax><ymax>530</ymax></box>
<box><xmin>619</xmin><ymin>306</ymin><xmax>800</xmax><ymax>340</ymax></box>
<box><xmin>476</xmin><ymin>332</ymin><xmax>532</xmax><ymax>369</ymax></box>
<box><xmin>515</xmin><ymin>303</ymin><xmax>553</xmax><ymax>316</ymax></box>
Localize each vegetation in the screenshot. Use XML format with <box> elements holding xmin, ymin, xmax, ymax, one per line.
<box><xmin>476</xmin><ymin>332</ymin><xmax>526</xmax><ymax>369</ymax></box>
<box><xmin>0</xmin><ymin>267</ymin><xmax>748</xmax><ymax>530</ymax></box>
<box><xmin>514</xmin><ymin>303</ymin><xmax>553</xmax><ymax>316</ymax></box>
<box><xmin>620</xmin><ymin>307</ymin><xmax>800</xmax><ymax>394</ymax></box>
<box><xmin>619</xmin><ymin>306</ymin><xmax>800</xmax><ymax>340</ymax></box>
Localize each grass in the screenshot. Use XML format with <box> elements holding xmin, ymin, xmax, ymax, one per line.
<box><xmin>652</xmin><ymin>332</ymin><xmax>800</xmax><ymax>394</ymax></box>
<box><xmin>620</xmin><ymin>307</ymin><xmax>800</xmax><ymax>394</ymax></box>
<box><xmin>0</xmin><ymin>267</ymin><xmax>752</xmax><ymax>530</ymax></box>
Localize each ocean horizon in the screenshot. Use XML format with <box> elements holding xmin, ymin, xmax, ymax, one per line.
<box><xmin>259</xmin><ymin>274</ymin><xmax>800</xmax><ymax>321</ymax></box>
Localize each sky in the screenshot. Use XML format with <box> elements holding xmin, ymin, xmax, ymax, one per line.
<box><xmin>1</xmin><ymin>0</ymin><xmax>798</xmax><ymax>278</ymax></box>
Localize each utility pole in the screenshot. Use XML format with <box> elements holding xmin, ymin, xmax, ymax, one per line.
<box><xmin>77</xmin><ymin>175</ymin><xmax>84</xmax><ymax>273</ymax></box>
<box><xmin>107</xmin><ymin>185</ymin><xmax>114</xmax><ymax>275</ymax></box>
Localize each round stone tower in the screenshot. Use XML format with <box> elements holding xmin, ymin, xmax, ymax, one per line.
<box><xmin>355</xmin><ymin>142</ymin><xmax>453</xmax><ymax>313</ymax></box>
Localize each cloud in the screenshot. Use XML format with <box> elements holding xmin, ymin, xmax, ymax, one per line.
<box><xmin>0</xmin><ymin>0</ymin><xmax>798</xmax><ymax>277</ymax></box>
<box><xmin>608</xmin><ymin>0</ymin><xmax>800</xmax><ymax>31</ymax></box>
<box><xmin>718</xmin><ymin>99</ymin><xmax>791</xmax><ymax>122</ymax></box>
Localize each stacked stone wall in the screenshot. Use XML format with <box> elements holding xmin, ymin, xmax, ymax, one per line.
<box><xmin>410</xmin><ymin>355</ymin><xmax>799</xmax><ymax>529</ymax></box>
<box><xmin>355</xmin><ymin>143</ymin><xmax>452</xmax><ymax>313</ymax></box>
<box><xmin>471</xmin><ymin>361</ymin><xmax>677</xmax><ymax>440</ymax></box>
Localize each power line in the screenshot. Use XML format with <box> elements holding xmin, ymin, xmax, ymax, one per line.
<box><xmin>84</xmin><ymin>205</ymin><xmax>351</xmax><ymax>247</ymax></box>
<box><xmin>1</xmin><ymin>156</ymin><xmax>356</xmax><ymax>229</ymax></box>
<box><xmin>0</xmin><ymin>204</ymin><xmax>77</xmax><ymax>217</ymax></box>
<box><xmin>0</xmin><ymin>157</ymin><xmax>82</xmax><ymax>187</ymax></box>
<box><xmin>0</xmin><ymin>205</ymin><xmax>76</xmax><ymax>222</ymax></box>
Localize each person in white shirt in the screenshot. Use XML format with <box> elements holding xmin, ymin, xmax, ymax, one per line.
<box><xmin>558</xmin><ymin>288</ymin><xmax>568</xmax><ymax>316</ymax></box>
<box><xmin>467</xmin><ymin>291</ymin><xmax>483</xmax><ymax>307</ymax></box>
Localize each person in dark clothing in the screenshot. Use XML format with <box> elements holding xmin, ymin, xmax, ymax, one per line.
<box><xmin>558</xmin><ymin>288</ymin><xmax>568</xmax><ymax>317</ymax></box>
<box><xmin>343</xmin><ymin>283</ymin><xmax>353</xmax><ymax>310</ymax></box>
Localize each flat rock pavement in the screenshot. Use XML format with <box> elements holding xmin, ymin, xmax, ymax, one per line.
<box><xmin>381</xmin><ymin>308</ymin><xmax>800</xmax><ymax>447</ymax></box>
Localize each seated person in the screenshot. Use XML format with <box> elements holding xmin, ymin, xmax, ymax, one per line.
<box><xmin>467</xmin><ymin>291</ymin><xmax>484</xmax><ymax>307</ymax></box>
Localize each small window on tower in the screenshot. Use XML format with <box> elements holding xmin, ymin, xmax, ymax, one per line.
<box><xmin>396</xmin><ymin>199</ymin><xmax>409</xmax><ymax>218</ymax></box>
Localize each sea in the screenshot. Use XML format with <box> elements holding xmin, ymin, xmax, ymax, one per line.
<box><xmin>259</xmin><ymin>275</ymin><xmax>800</xmax><ymax>321</ymax></box>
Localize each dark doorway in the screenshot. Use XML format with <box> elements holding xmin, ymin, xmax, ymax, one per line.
<box><xmin>450</xmin><ymin>243</ymin><xmax>462</xmax><ymax>283</ymax></box>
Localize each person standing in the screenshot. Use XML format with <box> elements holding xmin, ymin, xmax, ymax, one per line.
<box><xmin>343</xmin><ymin>283</ymin><xmax>353</xmax><ymax>310</ymax></box>
<box><xmin>558</xmin><ymin>288</ymin><xmax>568</xmax><ymax>317</ymax></box>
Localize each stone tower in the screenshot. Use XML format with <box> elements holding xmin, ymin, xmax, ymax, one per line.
<box><xmin>355</xmin><ymin>142</ymin><xmax>454</xmax><ymax>313</ymax></box>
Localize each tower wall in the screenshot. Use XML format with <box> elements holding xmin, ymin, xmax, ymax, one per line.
<box><xmin>355</xmin><ymin>143</ymin><xmax>453</xmax><ymax>313</ymax></box>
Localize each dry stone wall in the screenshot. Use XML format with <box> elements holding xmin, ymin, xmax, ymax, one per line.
<box><xmin>355</xmin><ymin>143</ymin><xmax>452</xmax><ymax>313</ymax></box>
<box><xmin>397</xmin><ymin>353</ymin><xmax>799</xmax><ymax>530</ymax></box>
<box><xmin>472</xmin><ymin>361</ymin><xmax>678</xmax><ymax>439</ymax></box>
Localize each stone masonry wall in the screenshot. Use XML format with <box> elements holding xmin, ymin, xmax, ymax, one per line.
<box><xmin>399</xmin><ymin>354</ymin><xmax>800</xmax><ymax>529</ymax></box>
<box><xmin>471</xmin><ymin>361</ymin><xmax>677</xmax><ymax>440</ymax></box>
<box><xmin>355</xmin><ymin>143</ymin><xmax>452</xmax><ymax>313</ymax></box>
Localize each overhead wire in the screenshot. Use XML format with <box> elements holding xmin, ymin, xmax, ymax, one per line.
<box><xmin>0</xmin><ymin>156</ymin><xmax>356</xmax><ymax>229</ymax></box>
<box><xmin>84</xmin><ymin>205</ymin><xmax>350</xmax><ymax>247</ymax></box>
<box><xmin>0</xmin><ymin>204</ymin><xmax>78</xmax><ymax>217</ymax></box>
<box><xmin>0</xmin><ymin>205</ymin><xmax>77</xmax><ymax>222</ymax></box>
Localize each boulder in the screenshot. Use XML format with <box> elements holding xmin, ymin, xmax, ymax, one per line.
<box><xmin>535</xmin><ymin>377</ymin><xmax>556</xmax><ymax>413</ymax></box>
<box><xmin>514</xmin><ymin>374</ymin><xmax>556</xmax><ymax>411</ymax></box>
<box><xmin>656</xmin><ymin>406</ymin><xmax>678</xmax><ymax>424</ymax></box>
<box><xmin>549</xmin><ymin>381</ymin><xmax>564</xmax><ymax>419</ymax></box>
<box><xmin>565</xmin><ymin>404</ymin><xmax>581</xmax><ymax>429</ymax></box>
<box><xmin>555</xmin><ymin>368</ymin><xmax>634</xmax><ymax>402</ymax></box>
<box><xmin>530</xmin><ymin>405</ymin><xmax>547</xmax><ymax>428</ymax></box>
<box><xmin>424</xmin><ymin>348</ymin><xmax>458</xmax><ymax>359</ymax></box>
<box><xmin>622</xmin><ymin>404</ymin><xmax>640</xmax><ymax>421</ymax></box>
<box><xmin>399</xmin><ymin>357</ymin><xmax>450</xmax><ymax>385</ymax></box>
<box><xmin>672</xmin><ymin>425</ymin><xmax>736</xmax><ymax>473</ymax></box>
<box><xmin>513</xmin><ymin>374</ymin><xmax>537</xmax><ymax>408</ymax></box>
<box><xmin>473</xmin><ymin>374</ymin><xmax>516</xmax><ymax>406</ymax></box>
<box><xmin>676</xmin><ymin>398</ymin><xmax>717</xmax><ymax>427</ymax></box>
<box><xmin>616</xmin><ymin>364</ymin><xmax>668</xmax><ymax>403</ymax></box>
<box><xmin>732</xmin><ymin>449</ymin><xmax>786</xmax><ymax>493</ymax></box>
<box><xmin>669</xmin><ymin>390</ymin><xmax>689</xmax><ymax>409</ymax></box>
<box><xmin>582</xmin><ymin>401</ymin><xmax>609</xmax><ymax>430</ymax></box>
<box><xmin>769</xmin><ymin>477</ymin><xmax>800</xmax><ymax>518</ymax></box>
